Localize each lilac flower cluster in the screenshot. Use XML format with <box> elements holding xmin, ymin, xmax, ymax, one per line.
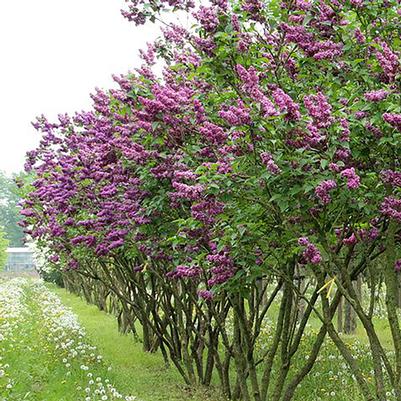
<box><xmin>167</xmin><ymin>265</ymin><xmax>202</xmax><ymax>279</ymax></box>
<box><xmin>304</xmin><ymin>92</ymin><xmax>333</xmax><ymax>128</ymax></box>
<box><xmin>298</xmin><ymin>237</ymin><xmax>322</xmax><ymax>265</ymax></box>
<box><xmin>365</xmin><ymin>123</ymin><xmax>383</xmax><ymax>138</ymax></box>
<box><xmin>191</xmin><ymin>198</ymin><xmax>225</xmax><ymax>225</ymax></box>
<box><xmin>383</xmin><ymin>113</ymin><xmax>401</xmax><ymax>131</ymax></box>
<box><xmin>315</xmin><ymin>180</ymin><xmax>337</xmax><ymax>205</ymax></box>
<box><xmin>375</xmin><ymin>39</ymin><xmax>399</xmax><ymax>82</ymax></box>
<box><xmin>236</xmin><ymin>65</ymin><xmax>278</xmax><ymax>117</ymax></box>
<box><xmin>272</xmin><ymin>88</ymin><xmax>301</xmax><ymax>121</ymax></box>
<box><xmin>340</xmin><ymin>168</ymin><xmax>361</xmax><ymax>189</ymax></box>
<box><xmin>260</xmin><ymin>152</ymin><xmax>281</xmax><ymax>175</ymax></box>
<box><xmin>241</xmin><ymin>0</ymin><xmax>265</xmax><ymax>22</ymax></box>
<box><xmin>121</xmin><ymin>0</ymin><xmax>195</xmax><ymax>25</ymax></box>
<box><xmin>380</xmin><ymin>196</ymin><xmax>401</xmax><ymax>221</ymax></box>
<box><xmin>171</xmin><ymin>182</ymin><xmax>204</xmax><ymax>202</ymax></box>
<box><xmin>199</xmin><ymin>122</ymin><xmax>227</xmax><ymax>145</ymax></box>
<box><xmin>280</xmin><ymin>23</ymin><xmax>342</xmax><ymax>60</ymax></box>
<box><xmin>197</xmin><ymin>289</ymin><xmax>214</xmax><ymax>300</ymax></box>
<box><xmin>381</xmin><ymin>170</ymin><xmax>401</xmax><ymax>187</ymax></box>
<box><xmin>364</xmin><ymin>89</ymin><xmax>389</xmax><ymax>102</ymax></box>
<box><xmin>343</xmin><ymin>233</ymin><xmax>357</xmax><ymax>246</ymax></box>
<box><xmin>194</xmin><ymin>6</ymin><xmax>219</xmax><ymax>32</ymax></box>
<box><xmin>339</xmin><ymin>118</ymin><xmax>350</xmax><ymax>142</ymax></box>
<box><xmin>207</xmin><ymin>248</ymin><xmax>236</xmax><ymax>286</ymax></box>
<box><xmin>219</xmin><ymin>100</ymin><xmax>251</xmax><ymax>125</ymax></box>
<box><xmin>354</xmin><ymin>28</ymin><xmax>365</xmax><ymax>44</ymax></box>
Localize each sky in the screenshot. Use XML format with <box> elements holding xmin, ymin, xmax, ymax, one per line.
<box><xmin>0</xmin><ymin>0</ymin><xmax>159</xmax><ymax>176</ymax></box>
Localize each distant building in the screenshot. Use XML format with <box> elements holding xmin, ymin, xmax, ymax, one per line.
<box><xmin>4</xmin><ymin>247</ymin><xmax>35</xmax><ymax>272</ymax></box>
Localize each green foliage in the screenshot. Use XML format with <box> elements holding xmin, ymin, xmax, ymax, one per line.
<box><xmin>0</xmin><ymin>171</ymin><xmax>26</xmax><ymax>247</ymax></box>
<box><xmin>0</xmin><ymin>226</ymin><xmax>9</xmax><ymax>271</ymax></box>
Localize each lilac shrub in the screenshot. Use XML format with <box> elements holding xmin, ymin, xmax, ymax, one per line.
<box><xmin>21</xmin><ymin>0</ymin><xmax>401</xmax><ymax>400</ymax></box>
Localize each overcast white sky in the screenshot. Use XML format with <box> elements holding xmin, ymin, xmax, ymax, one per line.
<box><xmin>0</xmin><ymin>0</ymin><xmax>159</xmax><ymax>176</ymax></box>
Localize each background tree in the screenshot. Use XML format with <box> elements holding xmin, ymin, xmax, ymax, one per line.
<box><xmin>0</xmin><ymin>171</ymin><xmax>26</xmax><ymax>247</ymax></box>
<box><xmin>0</xmin><ymin>226</ymin><xmax>9</xmax><ymax>270</ymax></box>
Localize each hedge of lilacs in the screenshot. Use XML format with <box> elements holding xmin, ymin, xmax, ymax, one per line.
<box><xmin>20</xmin><ymin>0</ymin><xmax>401</xmax><ymax>400</ymax></box>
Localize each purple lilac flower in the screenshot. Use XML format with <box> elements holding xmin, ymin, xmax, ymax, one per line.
<box><xmin>365</xmin><ymin>123</ymin><xmax>383</xmax><ymax>138</ymax></box>
<box><xmin>343</xmin><ymin>233</ymin><xmax>357</xmax><ymax>246</ymax></box>
<box><xmin>315</xmin><ymin>180</ymin><xmax>337</xmax><ymax>205</ymax></box>
<box><xmin>272</xmin><ymin>88</ymin><xmax>301</xmax><ymax>121</ymax></box>
<box><xmin>338</xmin><ymin>118</ymin><xmax>350</xmax><ymax>142</ymax></box>
<box><xmin>199</xmin><ymin>122</ymin><xmax>227</xmax><ymax>145</ymax></box>
<box><xmin>193</xmin><ymin>6</ymin><xmax>219</xmax><ymax>32</ymax></box>
<box><xmin>381</xmin><ymin>170</ymin><xmax>401</xmax><ymax>187</ymax></box>
<box><xmin>49</xmin><ymin>254</ymin><xmax>59</xmax><ymax>263</ymax></box>
<box><xmin>197</xmin><ymin>289</ymin><xmax>214</xmax><ymax>300</ymax></box>
<box><xmin>191</xmin><ymin>198</ymin><xmax>224</xmax><ymax>225</ymax></box>
<box><xmin>375</xmin><ymin>39</ymin><xmax>399</xmax><ymax>82</ymax></box>
<box><xmin>168</xmin><ymin>265</ymin><xmax>202</xmax><ymax>279</ymax></box>
<box><xmin>354</xmin><ymin>28</ymin><xmax>365</xmax><ymax>44</ymax></box>
<box><xmin>304</xmin><ymin>92</ymin><xmax>333</xmax><ymax>128</ymax></box>
<box><xmin>219</xmin><ymin>100</ymin><xmax>251</xmax><ymax>125</ymax></box>
<box><xmin>298</xmin><ymin>237</ymin><xmax>322</xmax><ymax>265</ymax></box>
<box><xmin>380</xmin><ymin>196</ymin><xmax>401</xmax><ymax>221</ymax></box>
<box><xmin>364</xmin><ymin>89</ymin><xmax>389</xmax><ymax>102</ymax></box>
<box><xmin>355</xmin><ymin>111</ymin><xmax>368</xmax><ymax>120</ymax></box>
<box><xmin>341</xmin><ymin>168</ymin><xmax>361</xmax><ymax>189</ymax></box>
<box><xmin>207</xmin><ymin>249</ymin><xmax>236</xmax><ymax>286</ymax></box>
<box><xmin>383</xmin><ymin>113</ymin><xmax>401</xmax><ymax>131</ymax></box>
<box><xmin>260</xmin><ymin>152</ymin><xmax>281</xmax><ymax>174</ymax></box>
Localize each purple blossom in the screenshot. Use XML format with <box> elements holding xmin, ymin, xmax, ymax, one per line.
<box><xmin>343</xmin><ymin>233</ymin><xmax>357</xmax><ymax>246</ymax></box>
<box><xmin>139</xmin><ymin>42</ymin><xmax>156</xmax><ymax>65</ymax></box>
<box><xmin>168</xmin><ymin>265</ymin><xmax>202</xmax><ymax>279</ymax></box>
<box><xmin>315</xmin><ymin>180</ymin><xmax>337</xmax><ymax>205</ymax></box>
<box><xmin>339</xmin><ymin>118</ymin><xmax>350</xmax><ymax>142</ymax></box>
<box><xmin>380</xmin><ymin>196</ymin><xmax>401</xmax><ymax>221</ymax></box>
<box><xmin>193</xmin><ymin>6</ymin><xmax>219</xmax><ymax>32</ymax></box>
<box><xmin>194</xmin><ymin>99</ymin><xmax>206</xmax><ymax>123</ymax></box>
<box><xmin>231</xmin><ymin>14</ymin><xmax>241</xmax><ymax>31</ymax></box>
<box><xmin>219</xmin><ymin>100</ymin><xmax>251</xmax><ymax>125</ymax></box>
<box><xmin>260</xmin><ymin>152</ymin><xmax>281</xmax><ymax>175</ymax></box>
<box><xmin>341</xmin><ymin>168</ymin><xmax>361</xmax><ymax>189</ymax></box>
<box><xmin>108</xmin><ymin>238</ymin><xmax>125</xmax><ymax>251</ymax></box>
<box><xmin>171</xmin><ymin>181</ymin><xmax>204</xmax><ymax>201</ymax></box>
<box><xmin>241</xmin><ymin>0</ymin><xmax>264</xmax><ymax>22</ymax></box>
<box><xmin>191</xmin><ymin>198</ymin><xmax>224</xmax><ymax>224</ymax></box>
<box><xmin>354</xmin><ymin>28</ymin><xmax>365</xmax><ymax>44</ymax></box>
<box><xmin>375</xmin><ymin>39</ymin><xmax>399</xmax><ymax>82</ymax></box>
<box><xmin>207</xmin><ymin>249</ymin><xmax>236</xmax><ymax>286</ymax></box>
<box><xmin>365</xmin><ymin>123</ymin><xmax>383</xmax><ymax>138</ymax></box>
<box><xmin>197</xmin><ymin>289</ymin><xmax>214</xmax><ymax>300</ymax></box>
<box><xmin>304</xmin><ymin>92</ymin><xmax>333</xmax><ymax>128</ymax></box>
<box><xmin>68</xmin><ymin>259</ymin><xmax>79</xmax><ymax>270</ymax></box>
<box><xmin>193</xmin><ymin>37</ymin><xmax>216</xmax><ymax>55</ymax></box>
<box><xmin>280</xmin><ymin>24</ymin><xmax>342</xmax><ymax>60</ymax></box>
<box><xmin>364</xmin><ymin>89</ymin><xmax>389</xmax><ymax>102</ymax></box>
<box><xmin>199</xmin><ymin>122</ymin><xmax>227</xmax><ymax>145</ymax></box>
<box><xmin>383</xmin><ymin>113</ymin><xmax>401</xmax><ymax>131</ymax></box>
<box><xmin>161</xmin><ymin>24</ymin><xmax>188</xmax><ymax>45</ymax></box>
<box><xmin>381</xmin><ymin>170</ymin><xmax>401</xmax><ymax>187</ymax></box>
<box><xmin>49</xmin><ymin>254</ymin><xmax>59</xmax><ymax>263</ymax></box>
<box><xmin>395</xmin><ymin>259</ymin><xmax>401</xmax><ymax>272</ymax></box>
<box><xmin>272</xmin><ymin>88</ymin><xmax>301</xmax><ymax>121</ymax></box>
<box><xmin>298</xmin><ymin>237</ymin><xmax>322</xmax><ymax>265</ymax></box>
<box><xmin>20</xmin><ymin>208</ymin><xmax>35</xmax><ymax>217</ymax></box>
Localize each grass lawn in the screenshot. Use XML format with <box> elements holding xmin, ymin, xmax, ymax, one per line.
<box><xmin>1</xmin><ymin>277</ymin><xmax>395</xmax><ymax>401</ymax></box>
<box><xmin>47</xmin><ymin>284</ymin><xmax>224</xmax><ymax>401</ymax></box>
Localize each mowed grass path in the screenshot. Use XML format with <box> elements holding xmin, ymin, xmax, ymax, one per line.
<box><xmin>48</xmin><ymin>284</ymin><xmax>224</xmax><ymax>401</ymax></box>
